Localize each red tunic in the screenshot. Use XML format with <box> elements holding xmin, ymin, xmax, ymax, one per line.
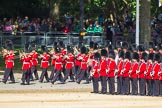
<box><xmin>4</xmin><ymin>53</ymin><xmax>15</xmax><ymax>68</ymax></box>
<box><xmin>138</xmin><ymin>62</ymin><xmax>147</xmax><ymax>79</ymax></box>
<box><xmin>75</xmin><ymin>53</ymin><xmax>81</xmax><ymax>66</ymax></box>
<box><xmin>91</xmin><ymin>60</ymin><xmax>100</xmax><ymax>78</ymax></box>
<box><xmin>122</xmin><ymin>61</ymin><xmax>131</xmax><ymax>78</ymax></box>
<box><xmin>116</xmin><ymin>60</ymin><xmax>123</xmax><ymax>77</ymax></box>
<box><xmin>80</xmin><ymin>54</ymin><xmax>89</xmax><ymax>70</ymax></box>
<box><xmin>55</xmin><ymin>54</ymin><xmax>63</xmax><ymax>70</ymax></box>
<box><xmin>65</xmin><ymin>54</ymin><xmax>74</xmax><ymax>69</ymax></box>
<box><xmin>20</xmin><ymin>56</ymin><xmax>31</xmax><ymax>70</ymax></box>
<box><xmin>145</xmin><ymin>62</ymin><xmax>153</xmax><ymax>79</ymax></box>
<box><xmin>40</xmin><ymin>53</ymin><xmax>50</xmax><ymax>68</ymax></box>
<box><xmin>30</xmin><ymin>52</ymin><xmax>38</xmax><ymax>66</ymax></box>
<box><xmin>152</xmin><ymin>62</ymin><xmax>161</xmax><ymax>80</ymax></box>
<box><xmin>107</xmin><ymin>59</ymin><xmax>116</xmax><ymax>77</ymax></box>
<box><xmin>129</xmin><ymin>62</ymin><xmax>138</xmax><ymax>78</ymax></box>
<box><xmin>100</xmin><ymin>58</ymin><xmax>108</xmax><ymax>76</ymax></box>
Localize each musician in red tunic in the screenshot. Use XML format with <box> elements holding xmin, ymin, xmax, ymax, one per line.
<box><xmin>100</xmin><ymin>49</ymin><xmax>108</xmax><ymax>94</ymax></box>
<box><xmin>107</xmin><ymin>50</ymin><xmax>116</xmax><ymax>95</ymax></box>
<box><xmin>90</xmin><ymin>52</ymin><xmax>100</xmax><ymax>93</ymax></box>
<box><xmin>51</xmin><ymin>46</ymin><xmax>64</xmax><ymax>84</ymax></box>
<box><xmin>129</xmin><ymin>52</ymin><xmax>139</xmax><ymax>95</ymax></box>
<box><xmin>29</xmin><ymin>43</ymin><xmax>39</xmax><ymax>80</ymax></box>
<box><xmin>39</xmin><ymin>45</ymin><xmax>50</xmax><ymax>83</ymax></box>
<box><xmin>76</xmin><ymin>46</ymin><xmax>89</xmax><ymax>84</ymax></box>
<box><xmin>2</xmin><ymin>43</ymin><xmax>15</xmax><ymax>84</ymax></box>
<box><xmin>63</xmin><ymin>45</ymin><xmax>75</xmax><ymax>82</ymax></box>
<box><xmin>20</xmin><ymin>45</ymin><xmax>31</xmax><ymax>85</ymax></box>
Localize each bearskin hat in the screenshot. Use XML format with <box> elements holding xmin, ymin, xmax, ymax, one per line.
<box><xmin>59</xmin><ymin>41</ymin><xmax>65</xmax><ymax>48</ymax></box>
<box><xmin>154</xmin><ymin>53</ymin><xmax>161</xmax><ymax>63</ymax></box>
<box><xmin>122</xmin><ymin>41</ymin><xmax>129</xmax><ymax>49</ymax></box>
<box><xmin>108</xmin><ymin>50</ymin><xmax>115</xmax><ymax>59</ymax></box>
<box><xmin>7</xmin><ymin>43</ymin><xmax>14</xmax><ymax>51</ymax></box>
<box><xmin>101</xmin><ymin>49</ymin><xmax>108</xmax><ymax>57</ymax></box>
<box><xmin>148</xmin><ymin>53</ymin><xmax>154</xmax><ymax>61</ymax></box>
<box><xmin>148</xmin><ymin>41</ymin><xmax>155</xmax><ymax>49</ymax></box>
<box><xmin>156</xmin><ymin>43</ymin><xmax>162</xmax><ymax>51</ymax></box>
<box><xmin>89</xmin><ymin>41</ymin><xmax>94</xmax><ymax>49</ymax></box>
<box><xmin>115</xmin><ymin>40</ymin><xmax>122</xmax><ymax>49</ymax></box>
<box><xmin>94</xmin><ymin>52</ymin><xmax>101</xmax><ymax>60</ymax></box>
<box><xmin>55</xmin><ymin>46</ymin><xmax>61</xmax><ymax>53</ymax></box>
<box><xmin>41</xmin><ymin>45</ymin><xmax>48</xmax><ymax>53</ymax></box>
<box><xmin>81</xmin><ymin>46</ymin><xmax>87</xmax><ymax>54</ymax></box>
<box><xmin>24</xmin><ymin>43</ymin><xmax>30</xmax><ymax>53</ymax></box>
<box><xmin>53</xmin><ymin>42</ymin><xmax>58</xmax><ymax>48</ymax></box>
<box><xmin>29</xmin><ymin>43</ymin><xmax>37</xmax><ymax>51</ymax></box>
<box><xmin>118</xmin><ymin>50</ymin><xmax>125</xmax><ymax>58</ymax></box>
<box><xmin>124</xmin><ymin>51</ymin><xmax>131</xmax><ymax>60</ymax></box>
<box><xmin>93</xmin><ymin>43</ymin><xmax>99</xmax><ymax>50</ymax></box>
<box><xmin>138</xmin><ymin>44</ymin><xmax>145</xmax><ymax>52</ymax></box>
<box><xmin>141</xmin><ymin>52</ymin><xmax>148</xmax><ymax>62</ymax></box>
<box><xmin>129</xmin><ymin>43</ymin><xmax>137</xmax><ymax>51</ymax></box>
<box><xmin>105</xmin><ymin>40</ymin><xmax>111</xmax><ymax>47</ymax></box>
<box><xmin>67</xmin><ymin>45</ymin><xmax>73</xmax><ymax>54</ymax></box>
<box><xmin>132</xmin><ymin>52</ymin><xmax>139</xmax><ymax>61</ymax></box>
<box><xmin>5</xmin><ymin>39</ymin><xmax>13</xmax><ymax>48</ymax></box>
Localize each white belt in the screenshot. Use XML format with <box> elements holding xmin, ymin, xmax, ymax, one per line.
<box><xmin>66</xmin><ymin>62</ymin><xmax>74</xmax><ymax>64</ymax></box>
<box><xmin>42</xmin><ymin>61</ymin><xmax>48</xmax><ymax>62</ymax></box>
<box><xmin>7</xmin><ymin>60</ymin><xmax>14</xmax><ymax>62</ymax></box>
<box><xmin>23</xmin><ymin>62</ymin><xmax>30</xmax><ymax>64</ymax></box>
<box><xmin>55</xmin><ymin>62</ymin><xmax>62</xmax><ymax>64</ymax></box>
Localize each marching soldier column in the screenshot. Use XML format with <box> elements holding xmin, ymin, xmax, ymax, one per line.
<box><xmin>0</xmin><ymin>40</ymin><xmax>162</xmax><ymax>96</ymax></box>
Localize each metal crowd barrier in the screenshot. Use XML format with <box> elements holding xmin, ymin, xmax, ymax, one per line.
<box><xmin>0</xmin><ymin>31</ymin><xmax>136</xmax><ymax>48</ymax></box>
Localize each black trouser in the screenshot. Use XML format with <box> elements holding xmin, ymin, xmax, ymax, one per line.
<box><xmin>40</xmin><ymin>68</ymin><xmax>49</xmax><ymax>82</ymax></box>
<box><xmin>62</xmin><ymin>64</ymin><xmax>66</xmax><ymax>76</ymax></box>
<box><xmin>77</xmin><ymin>69</ymin><xmax>89</xmax><ymax>83</ymax></box>
<box><xmin>92</xmin><ymin>77</ymin><xmax>99</xmax><ymax>93</ymax></box>
<box><xmin>75</xmin><ymin>66</ymin><xmax>80</xmax><ymax>79</ymax></box>
<box><xmin>30</xmin><ymin>66</ymin><xmax>39</xmax><ymax>80</ymax></box>
<box><xmin>130</xmin><ymin>78</ymin><xmax>138</xmax><ymax>95</ymax></box>
<box><xmin>117</xmin><ymin>76</ymin><xmax>122</xmax><ymax>94</ymax></box>
<box><xmin>22</xmin><ymin>69</ymin><xmax>30</xmax><ymax>84</ymax></box>
<box><xmin>50</xmin><ymin>67</ymin><xmax>55</xmax><ymax>80</ymax></box>
<box><xmin>63</xmin><ymin>68</ymin><xmax>74</xmax><ymax>82</ymax></box>
<box><xmin>159</xmin><ymin>80</ymin><xmax>162</xmax><ymax>96</ymax></box>
<box><xmin>51</xmin><ymin>69</ymin><xmax>63</xmax><ymax>84</ymax></box>
<box><xmin>108</xmin><ymin>77</ymin><xmax>115</xmax><ymax>94</ymax></box>
<box><xmin>139</xmin><ymin>78</ymin><xmax>146</xmax><ymax>96</ymax></box>
<box><xmin>122</xmin><ymin>77</ymin><xmax>130</xmax><ymax>95</ymax></box>
<box><xmin>100</xmin><ymin>76</ymin><xmax>107</xmax><ymax>94</ymax></box>
<box><xmin>146</xmin><ymin>79</ymin><xmax>153</xmax><ymax>96</ymax></box>
<box><xmin>3</xmin><ymin>68</ymin><xmax>15</xmax><ymax>83</ymax></box>
<box><xmin>153</xmin><ymin>79</ymin><xmax>159</xmax><ymax>96</ymax></box>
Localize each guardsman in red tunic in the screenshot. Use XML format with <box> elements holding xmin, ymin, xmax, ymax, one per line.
<box><xmin>20</xmin><ymin>46</ymin><xmax>31</xmax><ymax>85</ymax></box>
<box><xmin>59</xmin><ymin>41</ymin><xmax>66</xmax><ymax>76</ymax></box>
<box><xmin>116</xmin><ymin>50</ymin><xmax>124</xmax><ymax>95</ymax></box>
<box><xmin>137</xmin><ymin>52</ymin><xmax>147</xmax><ymax>96</ymax></box>
<box><xmin>99</xmin><ymin>49</ymin><xmax>108</xmax><ymax>94</ymax></box>
<box><xmin>145</xmin><ymin>53</ymin><xmax>154</xmax><ymax>96</ymax></box>
<box><xmin>39</xmin><ymin>45</ymin><xmax>50</xmax><ymax>83</ymax></box>
<box><xmin>90</xmin><ymin>52</ymin><xmax>100</xmax><ymax>93</ymax></box>
<box><xmin>2</xmin><ymin>43</ymin><xmax>15</xmax><ymax>84</ymax></box>
<box><xmin>76</xmin><ymin>46</ymin><xmax>89</xmax><ymax>84</ymax></box>
<box><xmin>51</xmin><ymin>46</ymin><xmax>64</xmax><ymax>84</ymax></box>
<box><xmin>158</xmin><ymin>44</ymin><xmax>162</xmax><ymax>96</ymax></box>
<box><xmin>74</xmin><ymin>48</ymin><xmax>81</xmax><ymax>80</ymax></box>
<box><xmin>129</xmin><ymin>52</ymin><xmax>139</xmax><ymax>95</ymax></box>
<box><xmin>29</xmin><ymin>43</ymin><xmax>39</xmax><ymax>80</ymax></box>
<box><xmin>121</xmin><ymin>51</ymin><xmax>131</xmax><ymax>95</ymax></box>
<box><xmin>107</xmin><ymin>50</ymin><xmax>116</xmax><ymax>95</ymax></box>
<box><xmin>63</xmin><ymin>45</ymin><xmax>75</xmax><ymax>82</ymax></box>
<box><xmin>152</xmin><ymin>53</ymin><xmax>161</xmax><ymax>96</ymax></box>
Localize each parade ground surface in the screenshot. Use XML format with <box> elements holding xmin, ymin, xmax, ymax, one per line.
<box><xmin>0</xmin><ymin>72</ymin><xmax>162</xmax><ymax>108</ymax></box>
